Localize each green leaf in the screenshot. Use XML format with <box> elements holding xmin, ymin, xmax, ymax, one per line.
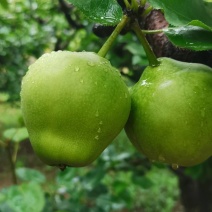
<box><xmin>0</xmin><ymin>182</ymin><xmax>45</xmax><ymax>212</ymax></box>
<box><xmin>184</xmin><ymin>165</ymin><xmax>203</xmax><ymax>180</ymax></box>
<box><xmin>131</xmin><ymin>175</ymin><xmax>154</xmax><ymax>189</ymax></box>
<box><xmin>124</xmin><ymin>42</ymin><xmax>148</xmax><ymax>66</ymax></box>
<box><xmin>164</xmin><ymin>26</ymin><xmax>212</xmax><ymax>51</ymax></box>
<box><xmin>67</xmin><ymin>0</ymin><xmax>122</xmax><ymax>25</ymax></box>
<box><xmin>0</xmin><ymin>203</ymin><xmax>14</xmax><ymax>212</ymax></box>
<box><xmin>96</xmin><ymin>194</ymin><xmax>112</xmax><ymax>211</ymax></box>
<box><xmin>148</xmin><ymin>0</ymin><xmax>212</xmax><ymax>29</ymax></box>
<box><xmin>16</xmin><ymin>167</ymin><xmax>46</xmax><ymax>183</ymax></box>
<box><xmin>0</xmin><ymin>0</ymin><xmax>8</xmax><ymax>9</ymax></box>
<box><xmin>113</xmin><ymin>180</ymin><xmax>128</xmax><ymax>195</ymax></box>
<box><xmin>189</xmin><ymin>20</ymin><xmax>212</xmax><ymax>31</ymax></box>
<box><xmin>3</xmin><ymin>127</ymin><xmax>28</xmax><ymax>143</ymax></box>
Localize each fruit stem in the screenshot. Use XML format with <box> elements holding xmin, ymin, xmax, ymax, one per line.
<box><xmin>124</xmin><ymin>0</ymin><xmax>131</xmax><ymax>9</ymax></box>
<box><xmin>132</xmin><ymin>20</ymin><xmax>159</xmax><ymax>67</ymax></box>
<box><xmin>6</xmin><ymin>141</ymin><xmax>18</xmax><ymax>185</ymax></box>
<box><xmin>142</xmin><ymin>29</ymin><xmax>164</xmax><ymax>34</ymax></box>
<box><xmin>141</xmin><ymin>0</ymin><xmax>147</xmax><ymax>6</ymax></box>
<box><xmin>98</xmin><ymin>15</ymin><xmax>130</xmax><ymax>58</ymax></box>
<box><xmin>131</xmin><ymin>0</ymin><xmax>139</xmax><ymax>12</ymax></box>
<box><xmin>141</xmin><ymin>6</ymin><xmax>153</xmax><ymax>17</ymax></box>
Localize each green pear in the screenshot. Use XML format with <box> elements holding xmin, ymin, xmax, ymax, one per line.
<box><xmin>125</xmin><ymin>57</ymin><xmax>212</xmax><ymax>167</ymax></box>
<box><xmin>21</xmin><ymin>51</ymin><xmax>131</xmax><ymax>168</ymax></box>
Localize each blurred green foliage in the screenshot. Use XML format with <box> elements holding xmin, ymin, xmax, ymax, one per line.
<box><xmin>0</xmin><ymin>101</ymin><xmax>180</xmax><ymax>212</ymax></box>
<box><xmin>0</xmin><ymin>0</ymin><xmax>91</xmax><ymax>100</ymax></box>
<box><xmin>0</xmin><ymin>133</ymin><xmax>180</xmax><ymax>212</ymax></box>
<box><xmin>1</xmin><ymin>1</ymin><xmax>211</xmax><ymax>212</ymax></box>
<box><xmin>0</xmin><ymin>0</ymin><xmax>53</xmax><ymax>99</ymax></box>
<box><xmin>0</xmin><ymin>0</ymin><xmax>146</xmax><ymax>101</ymax></box>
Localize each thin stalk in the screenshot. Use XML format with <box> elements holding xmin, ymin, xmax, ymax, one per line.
<box><xmin>132</xmin><ymin>20</ymin><xmax>159</xmax><ymax>67</ymax></box>
<box><xmin>98</xmin><ymin>15</ymin><xmax>130</xmax><ymax>58</ymax></box>
<box><xmin>140</xmin><ymin>0</ymin><xmax>147</xmax><ymax>6</ymax></box>
<box><xmin>142</xmin><ymin>29</ymin><xmax>164</xmax><ymax>34</ymax></box>
<box><xmin>141</xmin><ymin>6</ymin><xmax>153</xmax><ymax>17</ymax></box>
<box><xmin>6</xmin><ymin>142</ymin><xmax>18</xmax><ymax>185</ymax></box>
<box><xmin>12</xmin><ymin>143</ymin><xmax>19</xmax><ymax>164</ymax></box>
<box><xmin>131</xmin><ymin>0</ymin><xmax>138</xmax><ymax>12</ymax></box>
<box><xmin>124</xmin><ymin>0</ymin><xmax>131</xmax><ymax>9</ymax></box>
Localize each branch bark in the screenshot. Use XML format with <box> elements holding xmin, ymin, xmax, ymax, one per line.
<box><xmin>58</xmin><ymin>0</ymin><xmax>83</xmax><ymax>29</ymax></box>
<box><xmin>142</xmin><ymin>10</ymin><xmax>212</xmax><ymax>68</ymax></box>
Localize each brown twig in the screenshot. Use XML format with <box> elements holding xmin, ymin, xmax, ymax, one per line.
<box><xmin>6</xmin><ymin>142</ymin><xmax>18</xmax><ymax>185</ymax></box>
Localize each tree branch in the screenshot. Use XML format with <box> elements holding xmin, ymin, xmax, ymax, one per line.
<box><xmin>58</xmin><ymin>0</ymin><xmax>83</xmax><ymax>29</ymax></box>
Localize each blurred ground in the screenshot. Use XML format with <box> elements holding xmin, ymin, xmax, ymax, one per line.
<box><xmin>0</xmin><ymin>139</ymin><xmax>57</xmax><ymax>189</ymax></box>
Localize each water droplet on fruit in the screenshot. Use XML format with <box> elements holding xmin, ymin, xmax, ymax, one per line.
<box><xmin>100</xmin><ymin>61</ymin><xmax>105</xmax><ymax>65</ymax></box>
<box><xmin>158</xmin><ymin>155</ymin><xmax>165</xmax><ymax>162</ymax></box>
<box><xmin>87</xmin><ymin>61</ymin><xmax>95</xmax><ymax>66</ymax></box>
<box><xmin>141</xmin><ymin>80</ymin><xmax>147</xmax><ymax>86</ymax></box>
<box><xmin>95</xmin><ymin>81</ymin><xmax>98</xmax><ymax>85</ymax></box>
<box><xmin>95</xmin><ymin>110</ymin><xmax>99</xmax><ymax>117</ymax></box>
<box><xmin>80</xmin><ymin>79</ymin><xmax>84</xmax><ymax>83</ymax></box>
<box><xmin>95</xmin><ymin>135</ymin><xmax>99</xmax><ymax>140</ymax></box>
<box><xmin>99</xmin><ymin>121</ymin><xmax>103</xmax><ymax>125</ymax></box>
<box><xmin>171</xmin><ymin>164</ymin><xmax>179</xmax><ymax>170</ymax></box>
<box><xmin>75</xmin><ymin>67</ymin><xmax>80</xmax><ymax>72</ymax></box>
<box><xmin>97</xmin><ymin>128</ymin><xmax>101</xmax><ymax>133</ymax></box>
<box><xmin>104</xmin><ymin>85</ymin><xmax>107</xmax><ymax>88</ymax></box>
<box><xmin>125</xmin><ymin>93</ymin><xmax>128</xmax><ymax>98</ymax></box>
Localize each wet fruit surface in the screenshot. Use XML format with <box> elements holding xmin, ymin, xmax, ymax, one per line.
<box><xmin>21</xmin><ymin>51</ymin><xmax>131</xmax><ymax>167</ymax></box>
<box><xmin>125</xmin><ymin>57</ymin><xmax>212</xmax><ymax>167</ymax></box>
